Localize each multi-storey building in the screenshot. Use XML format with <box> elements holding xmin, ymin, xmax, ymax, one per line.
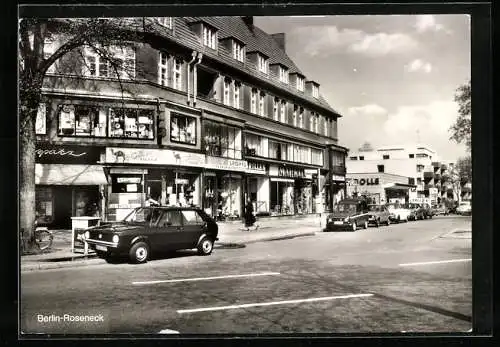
<box><xmin>33</xmin><ymin>16</ymin><xmax>348</xmax><ymax>228</ymax></box>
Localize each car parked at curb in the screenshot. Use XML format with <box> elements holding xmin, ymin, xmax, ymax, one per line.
<box><xmin>85</xmin><ymin>206</ymin><xmax>219</xmax><ymax>263</ymax></box>
<box><xmin>366</xmin><ymin>204</ymin><xmax>391</xmax><ymax>227</ymax></box>
<box><xmin>456</xmin><ymin>201</ymin><xmax>472</xmax><ymax>216</ymax></box>
<box><xmin>432</xmin><ymin>204</ymin><xmax>449</xmax><ymax>216</ymax></box>
<box><xmin>324</xmin><ymin>198</ymin><xmax>371</xmax><ymax>232</ymax></box>
<box><xmin>407</xmin><ymin>203</ymin><xmax>421</xmax><ymax>221</ymax></box>
<box><xmin>417</xmin><ymin>203</ymin><xmax>433</xmax><ymax>219</ymax></box>
<box><xmin>385</xmin><ymin>203</ymin><xmax>411</xmax><ymax>223</ymax></box>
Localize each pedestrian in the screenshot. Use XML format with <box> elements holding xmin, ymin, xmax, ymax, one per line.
<box><xmin>244</xmin><ymin>198</ymin><xmax>257</xmax><ymax>230</ymax></box>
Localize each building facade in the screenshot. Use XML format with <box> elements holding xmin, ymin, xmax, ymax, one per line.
<box><xmin>34</xmin><ymin>17</ymin><xmax>348</xmax><ymax>228</ymax></box>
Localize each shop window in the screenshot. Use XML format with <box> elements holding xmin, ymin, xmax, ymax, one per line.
<box><xmin>111</xmin><ymin>175</ymin><xmax>143</xmax><ymax>193</ymax></box>
<box><xmin>378</xmin><ymin>165</ymin><xmax>384</xmax><ymax>173</ymax></box>
<box><xmin>204</xmin><ymin>121</ymin><xmax>242</xmax><ymax>159</ymax></box>
<box><xmin>109</xmin><ymin>108</ymin><xmax>154</xmax><ymax>139</ymax></box>
<box><xmin>58</xmin><ymin>104</ymin><xmax>108</xmax><ymax>137</ymax></box>
<box><xmin>36</xmin><ymin>187</ymin><xmax>54</xmax><ymax>223</ymax></box>
<box><xmin>170</xmin><ymin>113</ymin><xmax>196</xmax><ymax>145</ymax></box>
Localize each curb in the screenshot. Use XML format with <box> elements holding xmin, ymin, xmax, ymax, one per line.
<box><xmin>219</xmin><ymin>231</ymin><xmax>317</xmax><ymax>245</ymax></box>
<box><xmin>21</xmin><ymin>258</ymin><xmax>106</xmax><ymax>272</ymax></box>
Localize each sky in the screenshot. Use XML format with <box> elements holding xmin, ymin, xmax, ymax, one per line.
<box><xmin>255</xmin><ymin>15</ymin><xmax>470</xmax><ymax>162</ymax></box>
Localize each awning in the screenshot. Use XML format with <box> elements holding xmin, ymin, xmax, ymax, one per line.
<box><xmin>383</xmin><ymin>183</ymin><xmax>416</xmax><ymax>191</ymax></box>
<box><xmin>36</xmin><ymin>164</ymin><xmax>108</xmax><ymax>185</ymax></box>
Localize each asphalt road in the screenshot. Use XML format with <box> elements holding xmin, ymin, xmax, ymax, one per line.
<box><xmin>21</xmin><ymin>215</ymin><xmax>472</xmax><ymax>335</ymax></box>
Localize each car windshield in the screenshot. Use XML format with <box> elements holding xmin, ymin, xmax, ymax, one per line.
<box><xmin>334</xmin><ymin>203</ymin><xmax>357</xmax><ymax>213</ymax></box>
<box><xmin>368</xmin><ymin>205</ymin><xmax>381</xmax><ymax>212</ymax></box>
<box><xmin>123</xmin><ymin>207</ymin><xmax>155</xmax><ymax>224</ymax></box>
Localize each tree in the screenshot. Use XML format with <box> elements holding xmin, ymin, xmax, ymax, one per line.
<box><xmin>456</xmin><ymin>155</ymin><xmax>472</xmax><ymax>185</ymax></box>
<box><xmin>449</xmin><ymin>80</ymin><xmax>471</xmax><ymax>152</ymax></box>
<box><xmin>18</xmin><ymin>17</ymin><xmax>158</xmax><ymax>253</ymax></box>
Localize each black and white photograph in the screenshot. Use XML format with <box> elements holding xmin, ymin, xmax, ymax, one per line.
<box><xmin>17</xmin><ymin>7</ymin><xmax>482</xmax><ymax>337</ymax></box>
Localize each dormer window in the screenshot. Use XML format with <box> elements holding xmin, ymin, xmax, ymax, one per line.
<box><xmin>312</xmin><ymin>84</ymin><xmax>319</xmax><ymax>98</ymax></box>
<box><xmin>258</xmin><ymin>54</ymin><xmax>268</xmax><ymax>74</ymax></box>
<box><xmin>233</xmin><ymin>40</ymin><xmax>245</xmax><ymax>62</ymax></box>
<box><xmin>279</xmin><ymin>66</ymin><xmax>289</xmax><ymax>83</ymax></box>
<box><xmin>156</xmin><ymin>17</ymin><xmax>173</xmax><ymax>29</ymax></box>
<box><xmin>296</xmin><ymin>76</ymin><xmax>305</xmax><ymax>92</ymax></box>
<box><xmin>203</xmin><ymin>25</ymin><xmax>217</xmax><ymax>49</ymax></box>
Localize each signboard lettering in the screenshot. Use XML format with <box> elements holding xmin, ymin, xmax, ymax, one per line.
<box><xmin>278</xmin><ymin>167</ymin><xmax>305</xmax><ymax>178</ymax></box>
<box><xmin>205</xmin><ymin>156</ymin><xmax>248</xmax><ymax>172</ymax></box>
<box><xmin>352</xmin><ymin>177</ymin><xmax>379</xmax><ymax>186</ymax></box>
<box><xmin>35</xmin><ymin>143</ymin><xmax>102</xmax><ymax>164</ymax></box>
<box><xmin>105</xmin><ymin>147</ymin><xmax>205</xmax><ymax>167</ymax></box>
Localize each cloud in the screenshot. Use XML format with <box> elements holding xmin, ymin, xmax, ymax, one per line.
<box><xmin>292</xmin><ymin>26</ymin><xmax>418</xmax><ymax>57</ymax></box>
<box><xmin>348</xmin><ymin>104</ymin><xmax>387</xmax><ymax>116</ymax></box>
<box><xmin>414</xmin><ymin>15</ymin><xmax>450</xmax><ymax>34</ymax></box>
<box><xmin>406</xmin><ymin>59</ymin><xmax>432</xmax><ymax>73</ymax></box>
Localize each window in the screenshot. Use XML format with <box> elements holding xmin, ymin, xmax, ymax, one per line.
<box><xmin>233</xmin><ymin>82</ymin><xmax>241</xmax><ymax>109</ymax></box>
<box><xmin>44</xmin><ymin>38</ymin><xmax>55</xmax><ymax>73</ymax></box>
<box><xmin>223</xmin><ymin>78</ymin><xmax>231</xmax><ymax>106</ymax></box>
<box><xmin>310</xmin><ymin>113</ymin><xmax>315</xmax><ymax>132</ymax></box>
<box><xmin>409</xmin><ymin>153</ymin><xmax>415</xmax><ymax>158</ymax></box>
<box><xmin>203</xmin><ymin>25</ymin><xmax>217</xmax><ymax>49</ymax></box>
<box><xmin>323</xmin><ymin>116</ymin><xmax>328</xmax><ymax>136</ymax></box>
<box><xmin>258</xmin><ymin>92</ymin><xmax>266</xmax><ymax>116</ymax></box>
<box><xmin>408</xmin><ymin>178</ymin><xmax>415</xmax><ymax>185</ymax></box>
<box><xmin>272</xmin><ymin>97</ymin><xmax>279</xmax><ymax>121</ymax></box>
<box><xmin>298</xmin><ymin>107</ymin><xmax>304</xmax><ymax>128</ymax></box>
<box><xmin>245</xmin><ymin>133</ymin><xmax>265</xmax><ymax>157</ymax></box>
<box><xmin>292</xmin><ymin>105</ymin><xmax>298</xmax><ymax>127</ymax></box>
<box><xmin>83</xmin><ymin>45</ymin><xmax>135</xmax><ymax>79</ymax></box>
<box><xmin>58</xmin><ymin>105</ymin><xmax>102</xmax><ymax>137</ymax></box>
<box><xmin>331</xmin><ymin>151</ymin><xmax>345</xmax><ymax>167</ymax></box>
<box><xmin>279</xmin><ymin>66</ymin><xmax>288</xmax><ymax>83</ymax></box>
<box><xmin>311</xmin><ymin>148</ymin><xmax>323</xmax><ymax>165</ymax></box>
<box><xmin>312</xmin><ymin>84</ymin><xmax>319</xmax><ymax>98</ymax></box>
<box><xmin>250</xmin><ymin>88</ymin><xmax>258</xmax><ymax>114</ymax></box>
<box><xmin>181</xmin><ymin>210</ymin><xmax>204</xmax><ymax>225</ymax></box>
<box><xmin>204</xmin><ymin>121</ymin><xmax>242</xmax><ymax>159</ymax></box>
<box><xmin>359</xmin><ymin>156</ymin><xmax>365</xmax><ymax>160</ymax></box>
<box><xmin>258</xmin><ymin>54</ymin><xmax>268</xmax><ymax>73</ymax></box>
<box><xmin>296</xmin><ymin>76</ymin><xmax>305</xmax><ymax>91</ymax></box>
<box><xmin>269</xmin><ymin>141</ymin><xmax>287</xmax><ymax>160</ymax></box>
<box><xmin>280</xmin><ymin>100</ymin><xmax>287</xmax><ymax>123</ymax></box>
<box><xmin>156</xmin><ymin>17</ymin><xmax>173</xmax><ymax>28</ymax></box>
<box><xmin>378</xmin><ymin>165</ymin><xmax>385</xmax><ymax>173</ymax></box>
<box><xmin>36</xmin><ymin>103</ymin><xmax>47</xmax><ymax>135</ymax></box>
<box><xmin>158</xmin><ymin>52</ymin><xmax>169</xmax><ymax>86</ymax></box>
<box><xmin>233</xmin><ymin>40</ymin><xmax>245</xmax><ymax>62</ymax></box>
<box><xmin>111</xmin><ymin>175</ymin><xmax>143</xmax><ymax>194</ymax></box>
<box><xmin>417</xmin><ymin>177</ymin><xmax>422</xmax><ymax>184</ymax></box>
<box><xmin>314</xmin><ymin>114</ymin><xmax>319</xmax><ymax>133</ymax></box>
<box><xmin>416</xmin><ymin>164</ymin><xmax>425</xmax><ymax>173</ymax></box>
<box><xmin>383</xmin><ymin>154</ymin><xmax>390</xmax><ymax>160</ymax></box>
<box><xmin>172</xmin><ymin>58</ymin><xmax>182</xmax><ymax>90</ymax></box>
<box><xmin>171</xmin><ymin>113</ymin><xmax>196</xmax><ymax>145</ymax></box>
<box><xmin>109</xmin><ymin>108</ymin><xmax>154</xmax><ymax>139</ymax></box>
<box><xmin>349</xmin><ymin>156</ymin><xmax>358</xmax><ymax>160</ymax></box>
<box><xmin>156</xmin><ymin>210</ymin><xmax>183</xmax><ymax>227</ymax></box>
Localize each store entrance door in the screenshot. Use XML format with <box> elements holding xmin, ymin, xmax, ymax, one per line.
<box><xmin>53</xmin><ymin>186</ymin><xmax>73</xmax><ymax>229</ymax></box>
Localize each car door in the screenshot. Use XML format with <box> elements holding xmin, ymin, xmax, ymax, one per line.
<box><xmin>179</xmin><ymin>210</ymin><xmax>205</xmax><ymax>249</ymax></box>
<box><xmin>154</xmin><ymin>210</ymin><xmax>184</xmax><ymax>251</ymax></box>
<box><xmin>145</xmin><ymin>208</ymin><xmax>165</xmax><ymax>252</ymax></box>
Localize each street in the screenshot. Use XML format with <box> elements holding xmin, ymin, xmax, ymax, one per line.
<box><xmin>21</xmin><ymin>215</ymin><xmax>472</xmax><ymax>335</ymax></box>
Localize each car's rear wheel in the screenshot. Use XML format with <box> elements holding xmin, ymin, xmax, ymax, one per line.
<box><xmin>129</xmin><ymin>242</ymin><xmax>149</xmax><ymax>264</ymax></box>
<box><xmin>198</xmin><ymin>237</ymin><xmax>214</xmax><ymax>255</ymax></box>
<box><xmin>351</xmin><ymin>223</ymin><xmax>357</xmax><ymax>232</ymax></box>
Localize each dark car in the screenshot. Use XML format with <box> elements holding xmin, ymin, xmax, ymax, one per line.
<box><xmin>85</xmin><ymin>206</ymin><xmax>219</xmax><ymax>263</ymax></box>
<box><xmin>324</xmin><ymin>198</ymin><xmax>371</xmax><ymax>232</ymax></box>
<box><xmin>416</xmin><ymin>203</ymin><xmax>433</xmax><ymax>220</ymax></box>
<box><xmin>366</xmin><ymin>204</ymin><xmax>392</xmax><ymax>227</ymax></box>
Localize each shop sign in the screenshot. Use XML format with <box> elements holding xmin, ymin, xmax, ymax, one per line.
<box><xmin>246</xmin><ymin>161</ymin><xmax>267</xmax><ymax>175</ymax></box>
<box><xmin>175</xmin><ymin>178</ymin><xmax>190</xmax><ymax>184</ymax></box>
<box><xmin>105</xmin><ymin>147</ymin><xmax>205</xmax><ymax>168</ymax></box>
<box><xmin>278</xmin><ymin>167</ymin><xmax>305</xmax><ymax>178</ymax></box>
<box><xmin>35</xmin><ymin>143</ymin><xmax>102</xmax><ymax>164</ymax></box>
<box><xmin>205</xmin><ymin>156</ymin><xmax>248</xmax><ymax>172</ymax></box>
<box><xmin>352</xmin><ymin>177</ymin><xmax>380</xmax><ymax>186</ymax></box>
<box><xmin>331</xmin><ymin>174</ymin><xmax>345</xmax><ymax>182</ymax></box>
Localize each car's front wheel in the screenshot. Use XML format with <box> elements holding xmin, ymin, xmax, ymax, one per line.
<box><xmin>129</xmin><ymin>242</ymin><xmax>149</xmax><ymax>264</ymax></box>
<box><xmin>386</xmin><ymin>218</ymin><xmax>391</xmax><ymax>226</ymax></box>
<box><xmin>197</xmin><ymin>237</ymin><xmax>214</xmax><ymax>255</ymax></box>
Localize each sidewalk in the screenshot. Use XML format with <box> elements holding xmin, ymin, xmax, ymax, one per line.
<box><xmin>21</xmin><ymin>214</ymin><xmax>323</xmax><ymax>272</ymax></box>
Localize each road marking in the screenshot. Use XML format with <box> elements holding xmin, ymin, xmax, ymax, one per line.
<box><xmin>177</xmin><ymin>293</ymin><xmax>374</xmax><ymax>314</ymax></box>
<box><xmin>158</xmin><ymin>329</ymin><xmax>180</xmax><ymax>334</ymax></box>
<box><xmin>132</xmin><ymin>272</ymin><xmax>281</xmax><ymax>285</ymax></box>
<box><xmin>399</xmin><ymin>259</ymin><xmax>472</xmax><ymax>267</ymax></box>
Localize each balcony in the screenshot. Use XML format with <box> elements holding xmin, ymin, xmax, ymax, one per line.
<box><xmin>331</xmin><ymin>165</ymin><xmax>346</xmax><ymax>175</ymax></box>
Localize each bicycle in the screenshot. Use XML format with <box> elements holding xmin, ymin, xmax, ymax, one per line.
<box><xmin>34</xmin><ymin>226</ymin><xmax>54</xmax><ymax>251</ymax></box>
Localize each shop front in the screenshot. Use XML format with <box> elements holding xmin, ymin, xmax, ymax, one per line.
<box><xmin>35</xmin><ymin>143</ymin><xmax>106</xmax><ymax>229</ymax></box>
<box><xmin>104</xmin><ymin>147</ymin><xmax>205</xmax><ymax>221</ymax></box>
<box><xmin>203</xmin><ymin>156</ymin><xmax>249</xmax><ymax>221</ymax></box>
<box><xmin>329</xmin><ymin>174</ymin><xmax>346</xmax><ymax>208</ymax></box>
<box><xmin>269</xmin><ymin>165</ymin><xmax>314</xmax><ymax>215</ymax></box>
<box><xmin>244</xmin><ymin>161</ymin><xmax>269</xmax><ymax>216</ymax></box>
<box><xmin>346</xmin><ymin>173</ymin><xmax>415</xmax><ymax>205</ymax></box>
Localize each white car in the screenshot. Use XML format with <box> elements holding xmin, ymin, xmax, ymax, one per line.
<box><xmin>385</xmin><ymin>203</ymin><xmax>411</xmax><ymax>223</ymax></box>
<box><xmin>456</xmin><ymin>201</ymin><xmax>472</xmax><ymax>215</ymax></box>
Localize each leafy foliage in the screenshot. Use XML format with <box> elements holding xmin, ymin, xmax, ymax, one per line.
<box><xmin>449</xmin><ymin>80</ymin><xmax>471</xmax><ymax>152</ymax></box>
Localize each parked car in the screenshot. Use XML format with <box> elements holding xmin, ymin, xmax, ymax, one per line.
<box><xmin>456</xmin><ymin>201</ymin><xmax>472</xmax><ymax>216</ymax></box>
<box><xmin>432</xmin><ymin>204</ymin><xmax>449</xmax><ymax>216</ymax></box>
<box><xmin>366</xmin><ymin>204</ymin><xmax>392</xmax><ymax>227</ymax></box>
<box><xmin>324</xmin><ymin>198</ymin><xmax>371</xmax><ymax>232</ymax></box>
<box><xmin>85</xmin><ymin>206</ymin><xmax>219</xmax><ymax>263</ymax></box>
<box><xmin>385</xmin><ymin>203</ymin><xmax>411</xmax><ymax>223</ymax></box>
<box><xmin>406</xmin><ymin>203</ymin><xmax>420</xmax><ymax>221</ymax></box>
<box><xmin>416</xmin><ymin>203</ymin><xmax>433</xmax><ymax>219</ymax></box>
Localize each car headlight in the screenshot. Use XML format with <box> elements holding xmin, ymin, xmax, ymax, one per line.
<box><xmin>84</xmin><ymin>231</ymin><xmax>90</xmax><ymax>239</ymax></box>
<box><xmin>112</xmin><ymin>235</ymin><xmax>119</xmax><ymax>243</ymax></box>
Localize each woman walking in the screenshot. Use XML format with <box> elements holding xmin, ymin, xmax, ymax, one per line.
<box><xmin>244</xmin><ymin>198</ymin><xmax>257</xmax><ymax>231</ymax></box>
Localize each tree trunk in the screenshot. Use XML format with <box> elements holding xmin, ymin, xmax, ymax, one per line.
<box><xmin>19</xmin><ymin>86</ymin><xmax>41</xmax><ymax>253</ymax></box>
